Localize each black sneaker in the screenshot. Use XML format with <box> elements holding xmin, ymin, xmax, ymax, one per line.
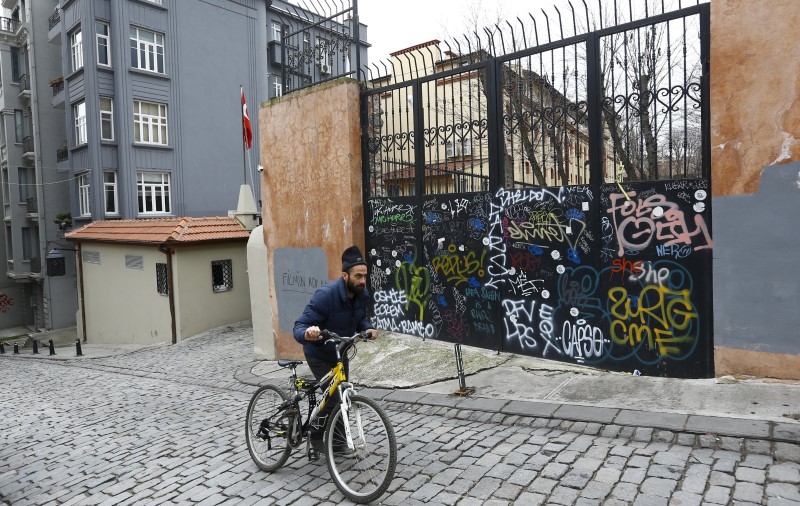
<box><xmin>308</xmin><ymin>438</ymin><xmax>325</xmax><ymax>461</ymax></box>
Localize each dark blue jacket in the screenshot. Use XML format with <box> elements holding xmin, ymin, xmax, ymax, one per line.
<box><xmin>293</xmin><ymin>278</ymin><xmax>374</xmax><ymax>364</ymax></box>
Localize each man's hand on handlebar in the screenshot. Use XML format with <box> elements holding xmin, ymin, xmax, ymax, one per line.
<box><xmin>362</xmin><ymin>329</ymin><xmax>379</xmax><ymax>341</ymax></box>
<box><xmin>304</xmin><ymin>326</ymin><xmax>322</xmax><ymax>342</ymax></box>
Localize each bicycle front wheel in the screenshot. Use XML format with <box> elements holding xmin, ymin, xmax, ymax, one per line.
<box><xmin>325</xmin><ymin>394</ymin><xmax>397</xmax><ymax>504</ymax></box>
<box><xmin>245</xmin><ymin>385</ymin><xmax>292</xmax><ymax>472</ymax></box>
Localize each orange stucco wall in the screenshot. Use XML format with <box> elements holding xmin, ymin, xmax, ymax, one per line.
<box><xmin>258</xmin><ymin>79</ymin><xmax>365</xmax><ymax>359</ymax></box>
<box><xmin>711</xmin><ymin>0</ymin><xmax>800</xmax><ymax>195</ymax></box>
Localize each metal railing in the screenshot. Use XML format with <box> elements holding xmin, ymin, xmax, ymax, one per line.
<box><xmin>22</xmin><ymin>136</ymin><xmax>33</xmax><ymax>154</ymax></box>
<box><xmin>26</xmin><ymin>197</ymin><xmax>37</xmax><ymax>214</ymax></box>
<box><xmin>51</xmin><ymin>80</ymin><xmax>64</xmax><ymax>96</ymax></box>
<box><xmin>48</xmin><ymin>9</ymin><xmax>60</xmax><ymax>30</ymax></box>
<box><xmin>56</xmin><ymin>147</ymin><xmax>68</xmax><ymax>162</ymax></box>
<box><xmin>17</xmin><ymin>74</ymin><xmax>29</xmax><ymax>93</ymax></box>
<box><xmin>0</xmin><ymin>17</ymin><xmax>20</xmax><ymax>33</ymax></box>
<box><xmin>273</xmin><ymin>0</ymin><xmax>363</xmax><ymax>96</ymax></box>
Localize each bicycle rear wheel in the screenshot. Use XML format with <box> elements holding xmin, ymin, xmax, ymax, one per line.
<box><xmin>325</xmin><ymin>394</ymin><xmax>397</xmax><ymax>504</ymax></box>
<box><xmin>245</xmin><ymin>385</ymin><xmax>292</xmax><ymax>472</ymax></box>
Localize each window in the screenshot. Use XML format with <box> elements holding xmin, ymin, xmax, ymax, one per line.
<box><xmin>156</xmin><ymin>262</ymin><xmax>168</xmax><ymax>295</ymax></box>
<box><xmin>22</xmin><ymin>226</ymin><xmax>36</xmax><ymax>260</ymax></box>
<box><xmin>103</xmin><ymin>171</ymin><xmax>118</xmax><ymax>214</ymax></box>
<box><xmin>74</xmin><ymin>101</ymin><xmax>87</xmax><ymax>145</ymax></box>
<box><xmin>273</xmin><ymin>78</ymin><xmax>282</xmax><ymax>97</ymax></box>
<box><xmin>10</xmin><ymin>47</ymin><xmax>21</xmax><ymax>81</ymax></box>
<box><xmin>83</xmin><ymin>251</ymin><xmax>101</xmax><ymax>264</ymax></box>
<box><xmin>211</xmin><ymin>260</ymin><xmax>233</xmax><ymax>292</ymax></box>
<box><xmin>271</xmin><ymin>21</ymin><xmax>282</xmax><ymax>41</ymax></box>
<box><xmin>96</xmin><ymin>21</ymin><xmax>110</xmax><ymax>66</ymax></box>
<box><xmin>71</xmin><ymin>28</ymin><xmax>83</xmax><ymax>72</ymax></box>
<box><xmin>18</xmin><ymin>167</ymin><xmax>32</xmax><ymax>202</ymax></box>
<box><xmin>100</xmin><ymin>97</ymin><xmax>114</xmax><ymax>141</ymax></box>
<box><xmin>130</xmin><ymin>27</ymin><xmax>165</xmax><ymax>74</ymax></box>
<box><xmin>78</xmin><ymin>172</ymin><xmax>91</xmax><ymax>217</ymax></box>
<box><xmin>125</xmin><ymin>255</ymin><xmax>143</xmax><ymax>270</ymax></box>
<box><xmin>14</xmin><ymin>110</ymin><xmax>24</xmax><ymax>142</ymax></box>
<box><xmin>133</xmin><ymin>100</ymin><xmax>168</xmax><ymax>145</ymax></box>
<box><xmin>137</xmin><ymin>172</ymin><xmax>170</xmax><ymax>214</ymax></box>
<box><xmin>145</xmin><ymin>0</ymin><xmax>164</xmax><ymax>4</ymax></box>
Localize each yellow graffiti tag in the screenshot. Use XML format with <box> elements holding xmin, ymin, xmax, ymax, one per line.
<box><xmin>608</xmin><ymin>285</ymin><xmax>698</xmax><ymax>357</ymax></box>
<box><xmin>430</xmin><ymin>247</ymin><xmax>486</xmax><ymax>285</ymax></box>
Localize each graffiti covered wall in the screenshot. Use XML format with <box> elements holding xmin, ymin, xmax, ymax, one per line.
<box><xmin>366</xmin><ymin>179</ymin><xmax>714</xmax><ymax>378</ymax></box>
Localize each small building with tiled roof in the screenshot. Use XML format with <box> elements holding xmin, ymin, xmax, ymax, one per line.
<box><xmin>65</xmin><ymin>217</ymin><xmax>251</xmax><ymax>345</ymax></box>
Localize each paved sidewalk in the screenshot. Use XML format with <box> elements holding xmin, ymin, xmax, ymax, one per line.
<box><xmin>4</xmin><ymin>323</ymin><xmax>799</xmax><ymax>445</ymax></box>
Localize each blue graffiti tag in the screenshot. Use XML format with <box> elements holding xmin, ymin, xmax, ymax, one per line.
<box><xmin>565</xmin><ymin>208</ymin><xmax>585</xmax><ymax>220</ymax></box>
<box><xmin>528</xmin><ymin>244</ymin><xmax>544</xmax><ymax>255</ymax></box>
<box><xmin>567</xmin><ymin>248</ymin><xmax>581</xmax><ymax>264</ymax></box>
<box><xmin>437</xmin><ymin>294</ymin><xmax>448</xmax><ymax>307</ymax></box>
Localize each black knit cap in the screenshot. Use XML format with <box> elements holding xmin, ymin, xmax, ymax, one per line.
<box><xmin>342</xmin><ymin>245</ymin><xmax>367</xmax><ymax>272</ymax></box>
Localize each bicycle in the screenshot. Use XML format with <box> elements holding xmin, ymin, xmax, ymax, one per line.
<box><xmin>245</xmin><ymin>330</ymin><xmax>397</xmax><ymax>504</ymax></box>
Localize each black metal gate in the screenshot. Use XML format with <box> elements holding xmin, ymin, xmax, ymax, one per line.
<box><xmin>361</xmin><ymin>3</ymin><xmax>712</xmax><ymax>378</ymax></box>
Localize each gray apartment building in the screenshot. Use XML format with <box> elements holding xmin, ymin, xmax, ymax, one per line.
<box><xmin>0</xmin><ymin>0</ymin><xmax>367</xmax><ymax>335</ymax></box>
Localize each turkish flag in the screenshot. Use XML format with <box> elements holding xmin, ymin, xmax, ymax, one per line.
<box><xmin>241</xmin><ymin>87</ymin><xmax>253</xmax><ymax>149</ymax></box>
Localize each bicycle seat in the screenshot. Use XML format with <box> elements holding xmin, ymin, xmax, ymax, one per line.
<box><xmin>278</xmin><ymin>359</ymin><xmax>303</xmax><ymax>368</ymax></box>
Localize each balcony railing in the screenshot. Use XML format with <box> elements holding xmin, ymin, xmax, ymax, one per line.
<box><xmin>0</xmin><ymin>17</ymin><xmax>20</xmax><ymax>33</ymax></box>
<box><xmin>0</xmin><ymin>144</ymin><xmax>6</xmax><ymax>163</ymax></box>
<box><xmin>30</xmin><ymin>257</ymin><xmax>41</xmax><ymax>275</ymax></box>
<box><xmin>26</xmin><ymin>197</ymin><xmax>37</xmax><ymax>214</ymax></box>
<box><xmin>56</xmin><ymin>147</ymin><xmax>68</xmax><ymax>162</ymax></box>
<box><xmin>17</xmin><ymin>74</ymin><xmax>30</xmax><ymax>95</ymax></box>
<box><xmin>48</xmin><ymin>10</ymin><xmax>60</xmax><ymax>30</ymax></box>
<box><xmin>51</xmin><ymin>80</ymin><xmax>64</xmax><ymax>96</ymax></box>
<box><xmin>22</xmin><ymin>136</ymin><xmax>33</xmax><ymax>155</ymax></box>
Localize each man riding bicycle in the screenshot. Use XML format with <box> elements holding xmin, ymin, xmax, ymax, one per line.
<box><xmin>293</xmin><ymin>245</ymin><xmax>378</xmax><ymax>458</ymax></box>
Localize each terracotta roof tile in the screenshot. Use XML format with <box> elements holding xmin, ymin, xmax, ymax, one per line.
<box><xmin>65</xmin><ymin>217</ymin><xmax>250</xmax><ymax>244</ymax></box>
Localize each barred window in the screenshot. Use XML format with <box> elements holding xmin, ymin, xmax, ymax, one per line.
<box><xmin>211</xmin><ymin>259</ymin><xmax>232</xmax><ymax>292</ymax></box>
<box><xmin>156</xmin><ymin>262</ymin><xmax>168</xmax><ymax>295</ymax></box>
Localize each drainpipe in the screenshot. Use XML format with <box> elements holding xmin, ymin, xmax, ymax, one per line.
<box><xmin>77</xmin><ymin>243</ymin><xmax>87</xmax><ymax>343</ymax></box>
<box><xmin>159</xmin><ymin>244</ymin><xmax>177</xmax><ymax>344</ymax></box>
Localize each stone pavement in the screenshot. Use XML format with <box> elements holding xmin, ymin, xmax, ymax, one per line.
<box><xmin>1</xmin><ymin>321</ymin><xmax>799</xmax><ymax>505</ymax></box>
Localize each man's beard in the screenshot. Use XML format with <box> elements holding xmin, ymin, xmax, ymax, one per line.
<box><xmin>347</xmin><ymin>278</ymin><xmax>365</xmax><ymax>295</ymax></box>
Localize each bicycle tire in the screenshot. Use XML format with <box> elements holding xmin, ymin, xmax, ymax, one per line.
<box><xmin>245</xmin><ymin>385</ymin><xmax>293</xmax><ymax>472</ymax></box>
<box><xmin>325</xmin><ymin>394</ymin><xmax>397</xmax><ymax>504</ymax></box>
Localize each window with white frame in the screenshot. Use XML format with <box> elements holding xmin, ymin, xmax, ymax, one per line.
<box><xmin>103</xmin><ymin>171</ymin><xmax>118</xmax><ymax>215</ymax></box>
<box><xmin>133</xmin><ymin>100</ymin><xmax>167</xmax><ymax>145</ymax></box>
<box><xmin>273</xmin><ymin>78</ymin><xmax>282</xmax><ymax>97</ymax></box>
<box><xmin>144</xmin><ymin>0</ymin><xmax>164</xmax><ymax>4</ymax></box>
<box><xmin>73</xmin><ymin>101</ymin><xmax>87</xmax><ymax>145</ymax></box>
<box><xmin>70</xmin><ymin>28</ymin><xmax>83</xmax><ymax>72</ymax></box>
<box><xmin>271</xmin><ymin>21</ymin><xmax>282</xmax><ymax>41</ymax></box>
<box><xmin>137</xmin><ymin>172</ymin><xmax>170</xmax><ymax>214</ymax></box>
<box><xmin>78</xmin><ymin>172</ymin><xmax>91</xmax><ymax>217</ymax></box>
<box><xmin>211</xmin><ymin>260</ymin><xmax>233</xmax><ymax>292</ymax></box>
<box><xmin>130</xmin><ymin>26</ymin><xmax>165</xmax><ymax>74</ymax></box>
<box><xmin>96</xmin><ymin>21</ymin><xmax>110</xmax><ymax>66</ymax></box>
<box><xmin>100</xmin><ymin>97</ymin><xmax>114</xmax><ymax>141</ymax></box>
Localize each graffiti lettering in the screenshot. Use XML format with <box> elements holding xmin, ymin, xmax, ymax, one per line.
<box><xmin>561</xmin><ymin>320</ymin><xmax>604</xmax><ymax>359</ymax></box>
<box><xmin>607</xmin><ymin>192</ymin><xmax>713</xmax><ymax>256</ymax></box>
<box><xmin>430</xmin><ymin>247</ymin><xmax>486</xmax><ymax>285</ymax></box>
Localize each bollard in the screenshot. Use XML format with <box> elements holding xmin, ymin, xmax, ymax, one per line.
<box><xmin>75</xmin><ymin>339</ymin><xmax>83</xmax><ymax>357</ymax></box>
<box><xmin>452</xmin><ymin>343</ymin><xmax>474</xmax><ymax>396</ymax></box>
<box><xmin>32</xmin><ymin>339</ymin><xmax>39</xmax><ymax>354</ymax></box>
<box><xmin>14</xmin><ymin>342</ymin><xmax>19</xmax><ymax>354</ymax></box>
<box><xmin>48</xmin><ymin>339</ymin><xmax>56</xmax><ymax>356</ymax></box>
<box><xmin>0</xmin><ymin>342</ymin><xmax>5</xmax><ymax>354</ymax></box>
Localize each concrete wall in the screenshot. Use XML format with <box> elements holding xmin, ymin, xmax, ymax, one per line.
<box><xmin>173</xmin><ymin>243</ymin><xmax>251</xmax><ymax>340</ymax></box>
<box><xmin>258</xmin><ymin>79</ymin><xmax>364</xmax><ymax>360</ymax></box>
<box><xmin>711</xmin><ymin>0</ymin><xmax>800</xmax><ymax>379</ymax></box>
<box><xmin>78</xmin><ymin>243</ymin><xmax>172</xmax><ymax>345</ymax></box>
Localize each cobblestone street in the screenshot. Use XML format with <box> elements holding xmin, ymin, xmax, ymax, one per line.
<box><xmin>2</xmin><ymin>325</ymin><xmax>799</xmax><ymax>505</ymax></box>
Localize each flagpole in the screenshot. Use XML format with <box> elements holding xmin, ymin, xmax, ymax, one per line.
<box><xmin>240</xmin><ymin>85</ymin><xmax>247</xmax><ymax>185</ymax></box>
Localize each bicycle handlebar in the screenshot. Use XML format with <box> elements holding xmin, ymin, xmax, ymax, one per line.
<box><xmin>319</xmin><ymin>329</ymin><xmax>372</xmax><ymax>343</ymax></box>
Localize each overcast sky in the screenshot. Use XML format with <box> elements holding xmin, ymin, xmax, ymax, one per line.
<box><xmin>357</xmin><ymin>0</ymin><xmax>702</xmax><ymax>64</ymax></box>
<box><xmin>358</xmin><ymin>0</ymin><xmax>534</xmax><ymax>63</ymax></box>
